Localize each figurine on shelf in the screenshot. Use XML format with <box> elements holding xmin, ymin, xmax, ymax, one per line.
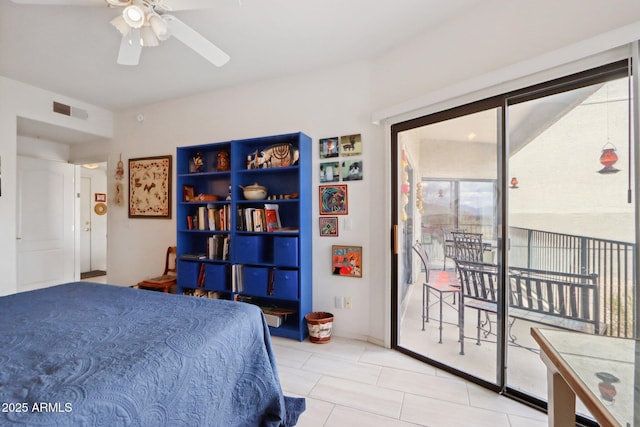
<box><xmin>217</xmin><ymin>151</ymin><xmax>230</xmax><ymax>171</ymax></box>
<box><xmin>192</xmin><ymin>152</ymin><xmax>204</xmax><ymax>173</ymax></box>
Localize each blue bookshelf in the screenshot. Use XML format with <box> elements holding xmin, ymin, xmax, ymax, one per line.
<box><xmin>176</xmin><ymin>132</ymin><xmax>312</xmax><ymax>341</ymax></box>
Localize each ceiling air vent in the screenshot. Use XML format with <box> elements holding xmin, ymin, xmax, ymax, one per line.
<box><xmin>53</xmin><ymin>101</ymin><xmax>89</xmax><ymax>120</ymax></box>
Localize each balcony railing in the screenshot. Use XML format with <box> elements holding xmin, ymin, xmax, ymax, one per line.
<box><xmin>509</xmin><ymin>226</ymin><xmax>635</xmax><ymax>338</ymax></box>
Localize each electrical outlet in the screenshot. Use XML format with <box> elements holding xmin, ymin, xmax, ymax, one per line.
<box><xmin>335</xmin><ymin>296</ymin><xmax>344</xmax><ymax>309</ymax></box>
<box><xmin>344</xmin><ymin>297</ymin><xmax>352</xmax><ymax>309</ymax></box>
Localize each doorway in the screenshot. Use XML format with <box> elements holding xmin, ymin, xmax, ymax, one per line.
<box><xmin>80</xmin><ymin>163</ymin><xmax>108</xmax><ymax>279</ymax></box>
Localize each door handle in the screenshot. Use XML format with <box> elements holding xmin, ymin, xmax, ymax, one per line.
<box><xmin>392</xmin><ymin>225</ymin><xmax>398</xmax><ymax>254</ymax></box>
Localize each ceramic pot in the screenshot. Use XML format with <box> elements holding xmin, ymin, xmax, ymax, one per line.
<box><xmin>240</xmin><ymin>183</ymin><xmax>267</xmax><ymax>200</ymax></box>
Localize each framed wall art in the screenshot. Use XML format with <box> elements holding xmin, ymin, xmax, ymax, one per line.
<box><xmin>319</xmin><ymin>184</ymin><xmax>348</xmax><ymax>215</ymax></box>
<box><xmin>319</xmin><ymin>217</ymin><xmax>338</xmax><ymax>236</ymax></box>
<box><xmin>129</xmin><ymin>155</ymin><xmax>172</xmax><ymax>218</ymax></box>
<box><xmin>319</xmin><ymin>137</ymin><xmax>339</xmax><ymax>158</ymax></box>
<box><xmin>331</xmin><ymin>245</ymin><xmax>362</xmax><ymax>278</ymax></box>
<box><xmin>94</xmin><ymin>193</ymin><xmax>107</xmax><ymax>202</ymax></box>
<box><xmin>319</xmin><ymin>161</ymin><xmax>340</xmax><ymax>183</ymax></box>
<box><xmin>339</xmin><ymin>134</ymin><xmax>362</xmax><ymax>156</ymax></box>
<box><xmin>341</xmin><ymin>159</ymin><xmax>363</xmax><ymax>181</ymax></box>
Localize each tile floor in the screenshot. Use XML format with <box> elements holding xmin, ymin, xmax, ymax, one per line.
<box><xmin>272</xmin><ymin>335</ymin><xmax>549</xmax><ymax>427</ymax></box>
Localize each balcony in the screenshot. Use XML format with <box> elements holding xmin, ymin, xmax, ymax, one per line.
<box><xmin>399</xmin><ymin>225</ymin><xmax>635</xmax><ymax>421</ymax></box>
<box><xmin>510</xmin><ymin>226</ymin><xmax>635</xmax><ymax>339</ymax></box>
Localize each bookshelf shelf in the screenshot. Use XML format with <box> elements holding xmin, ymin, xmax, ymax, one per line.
<box><xmin>176</xmin><ymin>132</ymin><xmax>312</xmax><ymax>341</ymax></box>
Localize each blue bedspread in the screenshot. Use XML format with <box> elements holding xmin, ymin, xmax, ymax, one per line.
<box><xmin>0</xmin><ymin>282</ymin><xmax>303</xmax><ymax>426</ymax></box>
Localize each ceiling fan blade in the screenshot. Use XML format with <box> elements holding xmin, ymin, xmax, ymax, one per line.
<box><xmin>160</xmin><ymin>0</ymin><xmax>218</xmax><ymax>11</ymax></box>
<box><xmin>117</xmin><ymin>29</ymin><xmax>142</xmax><ymax>66</ymax></box>
<box><xmin>10</xmin><ymin>0</ymin><xmax>103</xmax><ymax>5</ymax></box>
<box><xmin>165</xmin><ymin>15</ymin><xmax>229</xmax><ymax>67</ymax></box>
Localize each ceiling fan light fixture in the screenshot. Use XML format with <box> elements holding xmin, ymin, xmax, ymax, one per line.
<box><xmin>141</xmin><ymin>26</ymin><xmax>159</xmax><ymax>47</ymax></box>
<box><xmin>122</xmin><ymin>4</ymin><xmax>145</xmax><ymax>29</ymax></box>
<box><xmin>110</xmin><ymin>15</ymin><xmax>130</xmax><ymax>36</ymax></box>
<box><xmin>148</xmin><ymin>13</ymin><xmax>170</xmax><ymax>40</ymax></box>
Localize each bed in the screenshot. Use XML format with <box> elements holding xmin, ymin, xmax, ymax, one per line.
<box><xmin>0</xmin><ymin>282</ymin><xmax>305</xmax><ymax>426</ymax></box>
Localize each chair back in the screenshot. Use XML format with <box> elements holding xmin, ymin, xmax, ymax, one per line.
<box><xmin>412</xmin><ymin>240</ymin><xmax>430</xmax><ymax>280</ymax></box>
<box><xmin>451</xmin><ymin>231</ymin><xmax>484</xmax><ymax>262</ymax></box>
<box><xmin>163</xmin><ymin>246</ymin><xmax>177</xmax><ymax>276</ymax></box>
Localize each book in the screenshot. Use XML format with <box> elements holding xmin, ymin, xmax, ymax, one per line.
<box><xmin>264</xmin><ymin>207</ymin><xmax>280</xmax><ymax>232</ymax></box>
<box><xmin>197</xmin><ymin>262</ymin><xmax>205</xmax><ymax>287</ymax></box>
<box><xmin>207</xmin><ymin>207</ymin><xmax>217</xmax><ymax>231</ymax></box>
<box><xmin>243</xmin><ymin>208</ymin><xmax>255</xmax><ymax>231</ymax></box>
<box><xmin>198</xmin><ymin>206</ymin><xmax>206</xmax><ymax>230</ymax></box>
<box><xmin>253</xmin><ymin>209</ymin><xmax>264</xmax><ymax>232</ymax></box>
<box><xmin>222</xmin><ymin>235</ymin><xmax>230</xmax><ymax>260</ymax></box>
<box><xmin>231</xmin><ymin>264</ymin><xmax>244</xmax><ymax>292</ymax></box>
<box><xmin>264</xmin><ymin>204</ymin><xmax>281</xmax><ymax>231</ymax></box>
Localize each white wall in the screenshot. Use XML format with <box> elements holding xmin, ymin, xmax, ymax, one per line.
<box><xmin>98</xmin><ymin>61</ymin><xmax>381</xmax><ymax>341</ymax></box>
<box><xmin>2</xmin><ymin>1</ymin><xmax>640</xmax><ymax>343</ymax></box>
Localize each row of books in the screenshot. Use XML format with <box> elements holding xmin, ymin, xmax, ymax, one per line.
<box><xmin>178</xmin><ymin>264</ymin><xmax>262</xmax><ymax>294</ymax></box>
<box><xmin>187</xmin><ymin>205</ymin><xmax>232</xmax><ymax>231</ymax></box>
<box><xmin>231</xmin><ymin>264</ymin><xmax>246</xmax><ymax>293</ymax></box>
<box><xmin>230</xmin><ymin>264</ymin><xmax>275</xmax><ymax>293</ymax></box>
<box><xmin>207</xmin><ymin>235</ymin><xmax>230</xmax><ymax>260</ymax></box>
<box><xmin>237</xmin><ymin>204</ymin><xmax>281</xmax><ymax>232</ymax></box>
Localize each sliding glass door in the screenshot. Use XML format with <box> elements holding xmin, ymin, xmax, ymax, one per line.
<box><xmin>392</xmin><ymin>59</ymin><xmax>636</xmax><ymax>420</ymax></box>
<box><xmin>393</xmin><ymin>106</ymin><xmax>502</xmax><ymax>385</ymax></box>
<box><xmin>506</xmin><ymin>74</ymin><xmax>636</xmax><ymax>417</ymax></box>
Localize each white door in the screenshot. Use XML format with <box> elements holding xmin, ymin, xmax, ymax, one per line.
<box><xmin>80</xmin><ymin>177</ymin><xmax>92</xmax><ymax>272</ymax></box>
<box><xmin>17</xmin><ymin>156</ymin><xmax>75</xmax><ymax>291</ymax></box>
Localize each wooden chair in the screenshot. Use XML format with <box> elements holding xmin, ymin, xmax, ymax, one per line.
<box><xmin>137</xmin><ymin>246</ymin><xmax>177</xmax><ymax>293</ymax></box>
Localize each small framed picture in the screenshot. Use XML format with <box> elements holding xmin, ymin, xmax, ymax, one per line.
<box><xmin>341</xmin><ymin>159</ymin><xmax>363</xmax><ymax>181</ymax></box>
<box><xmin>320</xmin><ymin>161</ymin><xmax>340</xmax><ymax>183</ymax></box>
<box><xmin>94</xmin><ymin>193</ymin><xmax>107</xmax><ymax>202</ymax></box>
<box><xmin>332</xmin><ymin>245</ymin><xmax>362</xmax><ymax>278</ymax></box>
<box><xmin>319</xmin><ymin>137</ymin><xmax>339</xmax><ymax>158</ymax></box>
<box><xmin>319</xmin><ymin>217</ymin><xmax>338</xmax><ymax>236</ymax></box>
<box><xmin>319</xmin><ymin>184</ymin><xmax>348</xmax><ymax>215</ymax></box>
<box><xmin>183</xmin><ymin>184</ymin><xmax>195</xmax><ymax>202</ymax></box>
<box><xmin>340</xmin><ymin>134</ymin><xmax>362</xmax><ymax>156</ymax></box>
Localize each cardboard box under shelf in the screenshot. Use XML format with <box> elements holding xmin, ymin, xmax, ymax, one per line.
<box><xmin>264</xmin><ymin>313</ymin><xmax>283</xmax><ymax>328</ymax></box>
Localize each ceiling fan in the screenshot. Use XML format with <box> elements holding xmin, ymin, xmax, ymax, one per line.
<box><xmin>10</xmin><ymin>0</ymin><xmax>230</xmax><ymax>67</ymax></box>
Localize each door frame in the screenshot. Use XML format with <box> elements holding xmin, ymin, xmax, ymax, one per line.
<box><xmin>389</xmin><ymin>59</ymin><xmax>635</xmax><ymax>421</ymax></box>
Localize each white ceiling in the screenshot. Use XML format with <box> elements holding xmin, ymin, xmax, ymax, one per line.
<box><xmin>0</xmin><ymin>0</ymin><xmax>478</xmax><ymax>115</ymax></box>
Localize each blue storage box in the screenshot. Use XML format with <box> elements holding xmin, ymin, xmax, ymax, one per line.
<box><xmin>242</xmin><ymin>266</ymin><xmax>268</xmax><ymax>296</ymax></box>
<box><xmin>235</xmin><ymin>236</ymin><xmax>264</xmax><ymax>264</ymax></box>
<box><xmin>204</xmin><ymin>263</ymin><xmax>227</xmax><ymax>291</ymax></box>
<box><xmin>273</xmin><ymin>237</ymin><xmax>298</xmax><ymax>267</ymax></box>
<box><xmin>271</xmin><ymin>269</ymin><xmax>298</xmax><ymax>300</ymax></box>
<box><xmin>177</xmin><ymin>260</ymin><xmax>200</xmax><ymax>288</ymax></box>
